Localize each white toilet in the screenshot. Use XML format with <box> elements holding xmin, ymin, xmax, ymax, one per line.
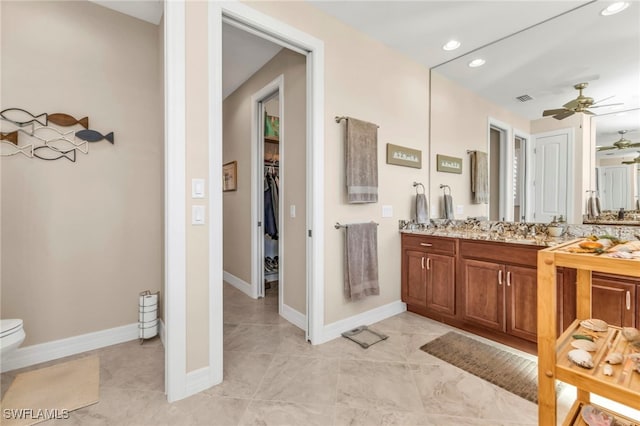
<box><xmin>0</xmin><ymin>319</ymin><xmax>25</xmax><ymax>357</ymax></box>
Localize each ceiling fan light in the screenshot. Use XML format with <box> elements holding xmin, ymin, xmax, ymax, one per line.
<box><xmin>442</xmin><ymin>40</ymin><xmax>461</xmax><ymax>51</ymax></box>
<box><xmin>468</xmin><ymin>58</ymin><xmax>485</xmax><ymax>68</ymax></box>
<box><xmin>601</xmin><ymin>2</ymin><xmax>629</xmax><ymax>16</ymax></box>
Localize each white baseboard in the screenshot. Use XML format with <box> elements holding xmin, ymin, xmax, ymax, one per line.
<box><xmin>319</xmin><ymin>300</ymin><xmax>407</xmax><ymax>344</ymax></box>
<box><xmin>159</xmin><ymin>318</ymin><xmax>166</xmax><ymax>347</ymax></box>
<box><xmin>1</xmin><ymin>323</ymin><xmax>139</xmax><ymax>373</ymax></box>
<box><xmin>280</xmin><ymin>303</ymin><xmax>306</xmax><ymax>330</ymax></box>
<box><xmin>185</xmin><ymin>366</ymin><xmax>215</xmax><ymax>396</ymax></box>
<box><xmin>223</xmin><ymin>271</ymin><xmax>254</xmax><ymax>298</ymax></box>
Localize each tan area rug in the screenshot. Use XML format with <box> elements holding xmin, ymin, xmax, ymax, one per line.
<box><xmin>0</xmin><ymin>355</ymin><xmax>99</xmax><ymax>425</ymax></box>
<box><xmin>420</xmin><ymin>332</ymin><xmax>561</xmax><ymax>404</ymax></box>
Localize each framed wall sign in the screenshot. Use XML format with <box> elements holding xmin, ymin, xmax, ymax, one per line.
<box><xmin>436</xmin><ymin>154</ymin><xmax>462</xmax><ymax>174</ymax></box>
<box><xmin>386</xmin><ymin>143</ymin><xmax>422</xmax><ymax>168</ymax></box>
<box><xmin>223</xmin><ymin>161</ymin><xmax>237</xmax><ymax>191</ymax></box>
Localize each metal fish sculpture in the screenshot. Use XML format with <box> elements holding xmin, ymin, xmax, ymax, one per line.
<box><xmin>0</xmin><ymin>131</ymin><xmax>18</xmax><ymax>145</ymax></box>
<box><xmin>48</xmin><ymin>113</ymin><xmax>89</xmax><ymax>129</ymax></box>
<box><xmin>75</xmin><ymin>129</ymin><xmax>114</xmax><ymax>144</ymax></box>
<box><xmin>32</xmin><ymin>126</ymin><xmax>88</xmax><ymax>153</ymax></box>
<box><xmin>1</xmin><ymin>141</ymin><xmax>34</xmax><ymax>158</ymax></box>
<box><xmin>0</xmin><ymin>108</ymin><xmax>47</xmax><ymax>127</ymax></box>
<box><xmin>33</xmin><ymin>146</ymin><xmax>76</xmax><ymax>162</ymax></box>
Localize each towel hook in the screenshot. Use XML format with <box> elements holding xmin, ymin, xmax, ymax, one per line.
<box><xmin>439</xmin><ymin>184</ymin><xmax>451</xmax><ymax>195</ymax></box>
<box><xmin>412</xmin><ymin>181</ymin><xmax>425</xmax><ymax>195</ymax></box>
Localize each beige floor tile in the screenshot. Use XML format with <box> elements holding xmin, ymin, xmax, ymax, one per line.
<box><xmin>170</xmin><ymin>393</ymin><xmax>249</xmax><ymax>426</ymax></box>
<box><xmin>336</xmin><ymin>359</ymin><xmax>424</xmax><ymax>412</ymax></box>
<box><xmin>223</xmin><ymin>324</ymin><xmax>290</xmax><ymax>353</ymax></box>
<box><xmin>254</xmin><ymin>355</ymin><xmax>340</xmax><ymax>405</ymax></box>
<box><xmin>412</xmin><ymin>362</ymin><xmax>537</xmax><ymax>423</ymax></box>
<box><xmin>239</xmin><ymin>400</ymin><xmax>334</xmax><ymax>426</ymax></box>
<box><xmin>204</xmin><ymin>351</ymin><xmax>274</xmax><ymax>398</ymax></box>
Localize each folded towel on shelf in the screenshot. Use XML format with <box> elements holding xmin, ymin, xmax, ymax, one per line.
<box><xmin>416</xmin><ymin>193</ymin><xmax>429</xmax><ymax>224</ymax></box>
<box><xmin>443</xmin><ymin>194</ymin><xmax>454</xmax><ymax>219</ymax></box>
<box><xmin>345</xmin><ymin>117</ymin><xmax>378</xmax><ymax>203</ymax></box>
<box><xmin>344</xmin><ymin>223</ymin><xmax>379</xmax><ymax>301</ymax></box>
<box><xmin>470</xmin><ymin>151</ymin><xmax>489</xmax><ymax>204</ymax></box>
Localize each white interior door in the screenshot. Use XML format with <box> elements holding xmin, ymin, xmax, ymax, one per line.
<box><xmin>598</xmin><ymin>165</ymin><xmax>631</xmax><ymax>210</ymax></box>
<box><xmin>533</xmin><ymin>131</ymin><xmax>569</xmax><ymax>222</ymax></box>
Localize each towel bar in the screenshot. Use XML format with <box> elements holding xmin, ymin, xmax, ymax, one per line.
<box><xmin>335</xmin><ymin>221</ymin><xmax>379</xmax><ymax>229</ymax></box>
<box><xmin>334</xmin><ymin>116</ymin><xmax>380</xmax><ymax>128</ymax></box>
<box><xmin>413</xmin><ymin>181</ymin><xmax>425</xmax><ymax>195</ymax></box>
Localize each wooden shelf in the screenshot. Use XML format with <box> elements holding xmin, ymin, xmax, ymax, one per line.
<box><xmin>537</xmin><ymin>239</ymin><xmax>640</xmax><ymax>425</ymax></box>
<box><xmin>264</xmin><ymin>135</ymin><xmax>279</xmax><ymax>144</ymax></box>
<box><xmin>563</xmin><ymin>401</ymin><xmax>639</xmax><ymax>426</ymax></box>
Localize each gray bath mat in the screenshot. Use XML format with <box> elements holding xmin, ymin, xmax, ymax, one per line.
<box><xmin>342</xmin><ymin>325</ymin><xmax>388</xmax><ymax>349</ymax></box>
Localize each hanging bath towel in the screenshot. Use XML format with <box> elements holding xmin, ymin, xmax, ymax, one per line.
<box><xmin>345</xmin><ymin>118</ymin><xmax>378</xmax><ymax>203</ymax></box>
<box><xmin>416</xmin><ymin>193</ymin><xmax>429</xmax><ymax>224</ymax></box>
<box><xmin>344</xmin><ymin>223</ymin><xmax>379</xmax><ymax>301</ymax></box>
<box><xmin>443</xmin><ymin>194</ymin><xmax>454</xmax><ymax>219</ymax></box>
<box><xmin>470</xmin><ymin>151</ymin><xmax>489</xmax><ymax>204</ymax></box>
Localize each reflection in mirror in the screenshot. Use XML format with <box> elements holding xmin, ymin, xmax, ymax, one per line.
<box><xmin>429</xmin><ymin>1</ymin><xmax>640</xmax><ymax>224</ymax></box>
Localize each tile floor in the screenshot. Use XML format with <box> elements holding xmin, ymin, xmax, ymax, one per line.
<box><xmin>1</xmin><ymin>283</ymin><xmax>635</xmax><ymax>425</ymax></box>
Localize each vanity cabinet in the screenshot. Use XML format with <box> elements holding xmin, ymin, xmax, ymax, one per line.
<box><xmin>401</xmin><ymin>234</ymin><xmax>456</xmax><ymax>318</ymax></box>
<box><xmin>591</xmin><ymin>273</ymin><xmax>637</xmax><ymax>327</ymax></box>
<box><xmin>461</xmin><ymin>258</ymin><xmax>538</xmax><ymax>343</ymax></box>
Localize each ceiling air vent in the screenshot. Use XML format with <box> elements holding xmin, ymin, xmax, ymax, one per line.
<box><xmin>516</xmin><ymin>94</ymin><xmax>534</xmax><ymax>102</ymax></box>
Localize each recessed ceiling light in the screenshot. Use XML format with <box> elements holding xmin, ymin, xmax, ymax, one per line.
<box><xmin>601</xmin><ymin>2</ymin><xmax>629</xmax><ymax>16</ymax></box>
<box><xmin>468</xmin><ymin>59</ymin><xmax>485</xmax><ymax>68</ymax></box>
<box><xmin>442</xmin><ymin>40</ymin><xmax>461</xmax><ymax>51</ymax></box>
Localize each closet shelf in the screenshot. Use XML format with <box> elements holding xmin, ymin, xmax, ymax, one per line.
<box><xmin>265</xmin><ymin>136</ymin><xmax>279</xmax><ymax>144</ymax></box>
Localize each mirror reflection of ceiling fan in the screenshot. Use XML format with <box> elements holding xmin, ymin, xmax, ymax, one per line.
<box><xmin>542</xmin><ymin>82</ymin><xmax>623</xmax><ymax>120</ymax></box>
<box><xmin>621</xmin><ymin>151</ymin><xmax>640</xmax><ymax>165</ymax></box>
<box><xmin>597</xmin><ymin>130</ymin><xmax>640</xmax><ymax>152</ymax></box>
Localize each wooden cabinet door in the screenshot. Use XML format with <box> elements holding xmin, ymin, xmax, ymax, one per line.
<box><xmin>403</xmin><ymin>250</ymin><xmax>427</xmax><ymax>308</ymax></box>
<box><xmin>426</xmin><ymin>253</ymin><xmax>456</xmax><ymax>316</ymax></box>
<box><xmin>506</xmin><ymin>265</ymin><xmax>538</xmax><ymax>342</ymax></box>
<box><xmin>591</xmin><ymin>275</ymin><xmax>636</xmax><ymax>327</ymax></box>
<box><xmin>462</xmin><ymin>259</ymin><xmax>504</xmax><ymax>331</ymax></box>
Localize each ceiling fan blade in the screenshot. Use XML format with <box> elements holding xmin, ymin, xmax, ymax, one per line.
<box><xmin>589</xmin><ymin>103</ymin><xmax>624</xmax><ymax>109</ymax></box>
<box><xmin>629</xmin><ymin>143</ymin><xmax>640</xmax><ymax>148</ymax></box>
<box><xmin>563</xmin><ymin>99</ymin><xmax>579</xmax><ymax>109</ymax></box>
<box><xmin>582</xmin><ymin>110</ymin><xmax>595</xmax><ymax>116</ymax></box>
<box><xmin>543</xmin><ymin>108</ymin><xmax>568</xmax><ymax>117</ymax></box>
<box><xmin>553</xmin><ymin>110</ymin><xmax>575</xmax><ymax>120</ymax></box>
<box><xmin>622</xmin><ymin>161</ymin><xmax>635</xmax><ymax>164</ymax></box>
<box><xmin>592</xmin><ymin>95</ymin><xmax>615</xmax><ymax>105</ymax></box>
<box><xmin>597</xmin><ymin>145</ymin><xmax>618</xmax><ymax>151</ymax></box>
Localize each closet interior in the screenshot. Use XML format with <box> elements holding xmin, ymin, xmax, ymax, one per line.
<box><xmin>263</xmin><ymin>97</ymin><xmax>279</xmax><ymax>290</ymax></box>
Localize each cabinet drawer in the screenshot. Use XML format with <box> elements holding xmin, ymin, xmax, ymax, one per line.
<box><xmin>402</xmin><ymin>234</ymin><xmax>456</xmax><ymax>255</ymax></box>
<box><xmin>460</xmin><ymin>240</ymin><xmax>539</xmax><ymax>267</ymax></box>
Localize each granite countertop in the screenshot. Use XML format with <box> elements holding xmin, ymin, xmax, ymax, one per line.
<box><xmin>399</xmin><ymin>228</ymin><xmax>568</xmax><ymax>247</ymax></box>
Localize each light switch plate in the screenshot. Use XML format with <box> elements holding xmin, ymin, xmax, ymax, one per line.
<box><xmin>382</xmin><ymin>205</ymin><xmax>393</xmax><ymax>218</ymax></box>
<box><xmin>192</xmin><ymin>178</ymin><xmax>205</xmax><ymax>199</ymax></box>
<box><xmin>192</xmin><ymin>205</ymin><xmax>205</xmax><ymax>225</ymax></box>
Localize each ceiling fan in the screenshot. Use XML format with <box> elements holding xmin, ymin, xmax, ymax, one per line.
<box><xmin>542</xmin><ymin>82</ymin><xmax>622</xmax><ymax>120</ymax></box>
<box><xmin>597</xmin><ymin>130</ymin><xmax>640</xmax><ymax>152</ymax></box>
<box><xmin>621</xmin><ymin>152</ymin><xmax>640</xmax><ymax>165</ymax></box>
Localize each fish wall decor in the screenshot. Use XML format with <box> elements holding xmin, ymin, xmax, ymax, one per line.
<box><xmin>33</xmin><ymin>146</ymin><xmax>76</xmax><ymax>162</ymax></box>
<box><xmin>1</xmin><ymin>141</ymin><xmax>34</xmax><ymax>158</ymax></box>
<box><xmin>75</xmin><ymin>129</ymin><xmax>114</xmax><ymax>144</ymax></box>
<box><xmin>0</xmin><ymin>108</ymin><xmax>47</xmax><ymax>127</ymax></box>
<box><xmin>0</xmin><ymin>131</ymin><xmax>18</xmax><ymax>145</ymax></box>
<box><xmin>48</xmin><ymin>113</ymin><xmax>89</xmax><ymax>129</ymax></box>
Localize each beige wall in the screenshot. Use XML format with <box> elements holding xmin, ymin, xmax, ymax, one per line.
<box><xmin>245</xmin><ymin>1</ymin><xmax>430</xmax><ymax>324</ymax></box>
<box><xmin>430</xmin><ymin>71</ymin><xmax>531</xmax><ymax>220</ymax></box>
<box><xmin>0</xmin><ymin>1</ymin><xmax>162</xmax><ymax>345</ymax></box>
<box><xmin>223</xmin><ymin>49</ymin><xmax>307</xmax><ymax>314</ymax></box>
<box><xmin>184</xmin><ymin>1</ymin><xmax>211</xmax><ymax>372</ymax></box>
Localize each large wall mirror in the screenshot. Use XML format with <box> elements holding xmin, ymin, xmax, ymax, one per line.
<box><xmin>429</xmin><ymin>1</ymin><xmax>640</xmax><ymax>225</ymax></box>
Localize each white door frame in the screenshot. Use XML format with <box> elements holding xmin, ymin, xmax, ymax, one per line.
<box><xmin>251</xmin><ymin>78</ymin><xmax>283</xmax><ymax>309</ymax></box>
<box><xmin>165</xmin><ymin>0</ymin><xmax>325</xmax><ymax>402</ymax></box>
<box><xmin>513</xmin><ymin>128</ymin><xmax>532</xmax><ymax>222</ymax></box>
<box><xmin>487</xmin><ymin>117</ymin><xmax>513</xmax><ymax>221</ymax></box>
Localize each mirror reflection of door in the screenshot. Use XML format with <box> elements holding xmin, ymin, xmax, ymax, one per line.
<box><xmin>489</xmin><ymin>127</ymin><xmax>503</xmax><ymax>221</ymax></box>
<box><xmin>513</xmin><ymin>136</ymin><xmax>526</xmax><ymax>222</ymax></box>
<box><xmin>598</xmin><ymin>165</ymin><xmax>633</xmax><ymax>210</ymax></box>
<box><xmin>533</xmin><ymin>130</ymin><xmax>569</xmax><ymax>223</ymax></box>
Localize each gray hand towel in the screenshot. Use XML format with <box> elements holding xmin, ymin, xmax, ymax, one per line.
<box><xmin>443</xmin><ymin>194</ymin><xmax>454</xmax><ymax>219</ymax></box>
<box><xmin>470</xmin><ymin>151</ymin><xmax>489</xmax><ymax>204</ymax></box>
<box><xmin>344</xmin><ymin>223</ymin><xmax>379</xmax><ymax>301</ymax></box>
<box><xmin>416</xmin><ymin>193</ymin><xmax>429</xmax><ymax>224</ymax></box>
<box><xmin>345</xmin><ymin>118</ymin><xmax>378</xmax><ymax>203</ymax></box>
